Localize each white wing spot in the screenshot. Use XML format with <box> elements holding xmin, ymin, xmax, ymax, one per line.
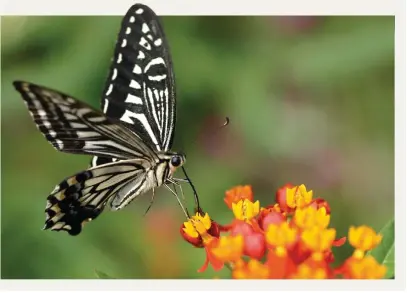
<box><xmin>129</xmin><ymin>80</ymin><xmax>141</xmax><ymax>89</ymax></box>
<box><xmin>154</xmin><ymin>38</ymin><xmax>162</xmax><ymax>46</ymax></box>
<box><xmin>49</xmin><ymin>130</ymin><xmax>56</xmax><ymax>137</ymax></box>
<box><xmin>137</xmin><ymin>51</ymin><xmax>145</xmax><ymax>59</ymax></box>
<box><xmin>147</xmin><ymin>34</ymin><xmax>154</xmax><ymax>41</ymax></box>
<box><xmin>133</xmin><ymin>64</ymin><xmax>142</xmax><ymax>74</ymax></box>
<box><xmin>145</xmin><ymin>57</ymin><xmax>166</xmax><ymax>72</ymax></box>
<box><xmin>125</xmin><ymin>94</ymin><xmax>143</xmax><ymax>104</ymax></box>
<box><xmin>37</xmin><ymin>110</ymin><xmax>47</xmax><ymax>117</ymax></box>
<box><xmin>92</xmin><ymin>156</ymin><xmax>99</xmax><ymax>167</ymax></box>
<box><xmin>139</xmin><ymin>37</ymin><xmax>151</xmax><ymax>50</ymax></box>
<box><xmin>88</xmin><ymin>116</ymin><xmax>106</xmax><ymax>123</ymax></box>
<box><xmin>55</xmin><ymin>139</ymin><xmax>64</xmax><ymax>148</ymax></box>
<box><xmin>103</xmin><ymin>99</ymin><xmax>109</xmax><ymax>113</ymax></box>
<box><xmin>51</xmin><ymin>185</ymin><xmax>60</xmax><ymax>193</ymax></box>
<box><xmin>125</xmin><ymin>27</ymin><xmax>131</xmax><ymax>34</ymax></box>
<box><xmin>106</xmin><ymin>84</ymin><xmax>113</xmax><ymax>96</ymax></box>
<box><xmin>142</xmin><ymin>23</ymin><xmax>150</xmax><ymax>33</ymax></box>
<box><xmin>135</xmin><ymin>8</ymin><xmax>144</xmax><ymax>14</ymax></box>
<box><xmin>117</xmin><ymin>53</ymin><xmax>123</xmax><ymax>63</ymax></box>
<box><xmin>149</xmin><ymin>74</ymin><xmax>167</xmax><ymax>81</ymax></box>
<box><xmin>121</xmin><ymin>39</ymin><xmax>127</xmax><ymax>47</ymax></box>
<box><xmin>129</xmin><ymin>16</ymin><xmax>135</xmax><ymax>23</ymax></box>
<box><xmin>43</xmin><ymin>121</ymin><xmax>51</xmax><ymax>128</ymax></box>
<box><xmin>112</xmin><ymin>68</ymin><xmax>118</xmax><ymax>80</ymax></box>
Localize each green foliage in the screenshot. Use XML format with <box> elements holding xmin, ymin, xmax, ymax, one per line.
<box><xmin>94</xmin><ymin>269</ymin><xmax>115</xmax><ymax>279</ymax></box>
<box><xmin>366</xmin><ymin>218</ymin><xmax>395</xmax><ymax>279</ymax></box>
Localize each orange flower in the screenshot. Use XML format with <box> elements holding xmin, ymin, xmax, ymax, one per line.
<box><xmin>224</xmin><ymin>185</ymin><xmax>254</xmax><ymax>209</ymax></box>
<box><xmin>266</xmin><ymin>249</ymin><xmax>296</xmax><ymax>278</ymax></box>
<box><xmin>211</xmin><ymin>235</ymin><xmax>244</xmax><ymax>262</ymax></box>
<box><xmin>198</xmin><ymin>238</ymin><xmax>225</xmax><ymax>273</ymax></box>
<box><xmin>233</xmin><ymin>259</ymin><xmax>269</xmax><ymax>279</ymax></box>
<box><xmin>290</xmin><ymin>263</ymin><xmax>328</xmax><ymax>279</ymax></box>
<box><xmin>342</xmin><ymin>255</ymin><xmax>387</xmax><ymax>279</ymax></box>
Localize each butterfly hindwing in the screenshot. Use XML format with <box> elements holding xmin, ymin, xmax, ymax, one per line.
<box><xmin>45</xmin><ymin>159</ymin><xmax>150</xmax><ymax>235</ymax></box>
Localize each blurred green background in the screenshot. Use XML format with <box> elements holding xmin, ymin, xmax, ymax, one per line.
<box><xmin>1</xmin><ymin>14</ymin><xmax>394</xmax><ymax>279</ymax></box>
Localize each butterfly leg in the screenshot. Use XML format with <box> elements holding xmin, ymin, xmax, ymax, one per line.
<box><xmin>170</xmin><ymin>178</ymin><xmax>189</xmax><ymax>183</ymax></box>
<box><xmin>169</xmin><ymin>174</ymin><xmax>202</xmax><ymax>215</ymax></box>
<box><xmin>164</xmin><ymin>184</ymin><xmax>190</xmax><ymax>219</ymax></box>
<box><xmin>143</xmin><ymin>187</ymin><xmax>156</xmax><ymax>217</ymax></box>
<box><xmin>167</xmin><ymin>178</ymin><xmax>186</xmax><ymax>203</ymax></box>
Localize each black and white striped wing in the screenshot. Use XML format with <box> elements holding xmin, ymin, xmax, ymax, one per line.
<box><xmin>13</xmin><ymin>81</ymin><xmax>158</xmax><ymax>161</ymax></box>
<box><xmin>98</xmin><ymin>4</ymin><xmax>176</xmax><ymax>159</ymax></box>
<box><xmin>45</xmin><ymin>159</ymin><xmax>151</xmax><ymax>235</ymax></box>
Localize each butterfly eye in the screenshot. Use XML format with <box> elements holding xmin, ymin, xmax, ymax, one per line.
<box><xmin>171</xmin><ymin>155</ymin><xmax>182</xmax><ymax>167</ymax></box>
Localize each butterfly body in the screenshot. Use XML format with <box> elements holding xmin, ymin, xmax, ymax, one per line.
<box><xmin>13</xmin><ymin>4</ymin><xmax>194</xmax><ymax>236</ymax></box>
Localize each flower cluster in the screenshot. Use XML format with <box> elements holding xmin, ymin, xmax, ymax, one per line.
<box><xmin>180</xmin><ymin>184</ymin><xmax>386</xmax><ymax>279</ymax></box>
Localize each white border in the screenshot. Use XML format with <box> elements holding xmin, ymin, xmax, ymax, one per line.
<box><xmin>1</xmin><ymin>0</ymin><xmax>406</xmax><ymax>292</ymax></box>
<box><xmin>0</xmin><ymin>0</ymin><xmax>400</xmax><ymax>15</ymax></box>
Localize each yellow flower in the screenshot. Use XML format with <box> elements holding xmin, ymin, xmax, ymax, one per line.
<box><xmin>266</xmin><ymin>222</ymin><xmax>298</xmax><ymax>256</ymax></box>
<box><xmin>211</xmin><ymin>235</ymin><xmax>244</xmax><ymax>262</ymax></box>
<box><xmin>301</xmin><ymin>227</ymin><xmax>336</xmax><ymax>252</ymax></box>
<box><xmin>294</xmin><ymin>206</ymin><xmax>330</xmax><ymax>230</ymax></box>
<box><xmin>182</xmin><ymin>213</ymin><xmax>212</xmax><ymax>239</ymax></box>
<box><xmin>232</xmin><ymin>199</ymin><xmax>260</xmax><ymax>221</ymax></box>
<box><xmin>286</xmin><ymin>184</ymin><xmax>313</xmax><ymax>209</ymax></box>
<box><xmin>349</xmin><ymin>225</ymin><xmax>383</xmax><ymax>252</ymax></box>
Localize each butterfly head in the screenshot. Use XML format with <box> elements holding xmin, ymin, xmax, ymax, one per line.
<box><xmin>168</xmin><ymin>153</ymin><xmax>186</xmax><ymax>173</ymax></box>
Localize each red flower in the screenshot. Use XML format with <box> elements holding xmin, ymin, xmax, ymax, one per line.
<box><xmin>309</xmin><ymin>198</ymin><xmax>331</xmax><ymax>215</ymax></box>
<box><xmin>275</xmin><ymin>183</ymin><xmax>295</xmax><ymax>213</ymax></box>
<box><xmin>258</xmin><ymin>209</ymin><xmax>286</xmax><ymax>231</ymax></box>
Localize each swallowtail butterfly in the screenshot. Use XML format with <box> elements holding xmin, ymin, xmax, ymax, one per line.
<box><xmin>13</xmin><ymin>3</ymin><xmax>199</xmax><ymax>236</ymax></box>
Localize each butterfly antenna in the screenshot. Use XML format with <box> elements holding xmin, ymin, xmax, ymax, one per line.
<box><xmin>182</xmin><ymin>166</ymin><xmax>203</xmax><ymax>215</ymax></box>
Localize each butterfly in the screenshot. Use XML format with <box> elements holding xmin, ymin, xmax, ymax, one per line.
<box><xmin>13</xmin><ymin>3</ymin><xmax>200</xmax><ymax>236</ymax></box>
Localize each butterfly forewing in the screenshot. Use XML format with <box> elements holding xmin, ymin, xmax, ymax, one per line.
<box><xmin>101</xmin><ymin>4</ymin><xmax>176</xmax><ymax>153</ymax></box>
<box><xmin>13</xmin><ymin>81</ymin><xmax>158</xmax><ymax>161</ymax></box>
